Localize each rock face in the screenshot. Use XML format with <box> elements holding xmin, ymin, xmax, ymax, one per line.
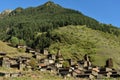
<box><xmin>0</xmin><ymin>10</ymin><xmax>12</xmax><ymax>15</ymax></box>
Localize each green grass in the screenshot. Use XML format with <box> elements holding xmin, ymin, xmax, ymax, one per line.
<box><xmin>49</xmin><ymin>25</ymin><xmax>120</xmax><ymax>69</ymax></box>
<box><xmin>0</xmin><ymin>41</ymin><xmax>18</xmax><ymax>54</ymax></box>
<box><xmin>0</xmin><ymin>41</ymin><xmax>32</xmax><ymax>58</ymax></box>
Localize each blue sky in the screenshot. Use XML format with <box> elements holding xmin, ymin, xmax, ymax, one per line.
<box><xmin>0</xmin><ymin>0</ymin><xmax>120</xmax><ymax>27</ymax></box>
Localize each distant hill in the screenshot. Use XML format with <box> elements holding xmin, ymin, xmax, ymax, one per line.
<box><xmin>49</xmin><ymin>25</ymin><xmax>120</xmax><ymax>69</ymax></box>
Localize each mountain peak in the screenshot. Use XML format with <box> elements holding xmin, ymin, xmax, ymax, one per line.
<box><xmin>45</xmin><ymin>1</ymin><xmax>54</xmax><ymax>4</ymax></box>
<box><xmin>43</xmin><ymin>1</ymin><xmax>61</xmax><ymax>8</ymax></box>
<box><xmin>1</xmin><ymin>9</ymin><xmax>12</xmax><ymax>15</ymax></box>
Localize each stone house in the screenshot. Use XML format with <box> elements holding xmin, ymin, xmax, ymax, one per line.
<box><xmin>32</xmin><ymin>54</ymin><xmax>41</xmax><ymax>60</ymax></box>
<box><xmin>18</xmin><ymin>61</ymin><xmax>26</xmax><ymax>71</ymax></box>
<box><xmin>92</xmin><ymin>67</ymin><xmax>99</xmax><ymax>77</ymax></box>
<box><xmin>0</xmin><ymin>56</ymin><xmax>11</xmax><ymax>68</ymax></box>
<box><xmin>47</xmin><ymin>64</ymin><xmax>56</xmax><ymax>72</ymax></box>
<box><xmin>83</xmin><ymin>61</ymin><xmax>91</xmax><ymax>69</ymax></box>
<box><xmin>55</xmin><ymin>63</ymin><xmax>62</xmax><ymax>68</ymax></box>
<box><xmin>43</xmin><ymin>49</ymin><xmax>49</xmax><ymax>55</ymax></box>
<box><xmin>66</xmin><ymin>59</ymin><xmax>76</xmax><ymax>66</ymax></box>
<box><xmin>10</xmin><ymin>60</ymin><xmax>19</xmax><ymax>69</ymax></box>
<box><xmin>56</xmin><ymin>50</ymin><xmax>64</xmax><ymax>64</ymax></box>
<box><xmin>25</xmin><ymin>65</ymin><xmax>32</xmax><ymax>71</ymax></box>
<box><xmin>84</xmin><ymin>54</ymin><xmax>90</xmax><ymax>61</ymax></box>
<box><xmin>110</xmin><ymin>74</ymin><xmax>120</xmax><ymax>78</ymax></box>
<box><xmin>26</xmin><ymin>47</ymin><xmax>35</xmax><ymax>54</ymax></box>
<box><xmin>10</xmin><ymin>72</ymin><xmax>22</xmax><ymax>77</ymax></box>
<box><xmin>58</xmin><ymin>68</ymin><xmax>71</xmax><ymax>78</ymax></box>
<box><xmin>39</xmin><ymin>58</ymin><xmax>55</xmax><ymax>66</ymax></box>
<box><xmin>44</xmin><ymin>59</ymin><xmax>49</xmax><ymax>65</ymax></box>
<box><xmin>48</xmin><ymin>59</ymin><xmax>55</xmax><ymax>64</ymax></box>
<box><xmin>47</xmin><ymin>53</ymin><xmax>56</xmax><ymax>60</ymax></box>
<box><xmin>72</xmin><ymin>69</ymin><xmax>83</xmax><ymax>77</ymax></box>
<box><xmin>38</xmin><ymin>64</ymin><xmax>47</xmax><ymax>71</ymax></box>
<box><xmin>17</xmin><ymin>45</ymin><xmax>26</xmax><ymax>49</ymax></box>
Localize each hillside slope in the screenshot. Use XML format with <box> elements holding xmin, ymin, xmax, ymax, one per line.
<box><xmin>0</xmin><ymin>1</ymin><xmax>120</xmax><ymax>48</ymax></box>
<box><xmin>0</xmin><ymin>41</ymin><xmax>31</xmax><ymax>57</ymax></box>
<box><xmin>0</xmin><ymin>41</ymin><xmax>18</xmax><ymax>54</ymax></box>
<box><xmin>49</xmin><ymin>25</ymin><xmax>120</xmax><ymax>69</ymax></box>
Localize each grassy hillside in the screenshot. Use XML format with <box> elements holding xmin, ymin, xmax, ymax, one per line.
<box><xmin>49</xmin><ymin>25</ymin><xmax>120</xmax><ymax>69</ymax></box>
<box><xmin>0</xmin><ymin>41</ymin><xmax>18</xmax><ymax>54</ymax></box>
<box><xmin>0</xmin><ymin>41</ymin><xmax>31</xmax><ymax>57</ymax></box>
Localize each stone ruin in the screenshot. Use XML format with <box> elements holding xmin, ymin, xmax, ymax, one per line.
<box><xmin>106</xmin><ymin>58</ymin><xmax>113</xmax><ymax>68</ymax></box>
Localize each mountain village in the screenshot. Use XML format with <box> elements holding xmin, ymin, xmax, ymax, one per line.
<box><xmin>0</xmin><ymin>45</ymin><xmax>120</xmax><ymax>80</ymax></box>
<box><xmin>0</xmin><ymin>1</ymin><xmax>120</xmax><ymax>80</ymax></box>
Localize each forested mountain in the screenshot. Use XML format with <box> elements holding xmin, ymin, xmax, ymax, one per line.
<box><xmin>0</xmin><ymin>1</ymin><xmax>120</xmax><ymax>51</ymax></box>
